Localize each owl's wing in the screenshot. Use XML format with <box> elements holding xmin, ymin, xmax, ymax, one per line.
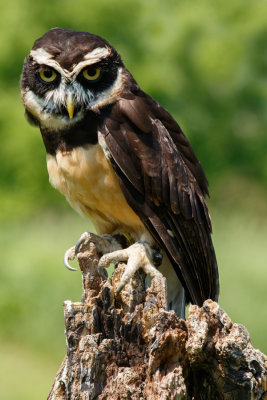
<box><xmin>100</xmin><ymin>89</ymin><xmax>219</xmax><ymax>305</ymax></box>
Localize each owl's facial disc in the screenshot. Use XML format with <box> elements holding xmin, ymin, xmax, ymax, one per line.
<box><xmin>21</xmin><ymin>43</ymin><xmax>125</xmax><ymax>131</ymax></box>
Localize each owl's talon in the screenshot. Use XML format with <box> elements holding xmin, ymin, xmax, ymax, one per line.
<box><xmin>64</xmin><ymin>246</ymin><xmax>78</xmax><ymax>271</ymax></box>
<box><xmin>97</xmin><ymin>265</ymin><xmax>108</xmax><ymax>279</ymax></box>
<box><xmin>64</xmin><ymin>232</ymin><xmax>123</xmax><ymax>273</ymax></box>
<box><xmin>74</xmin><ymin>232</ymin><xmax>91</xmax><ymax>254</ymax></box>
<box><xmin>116</xmin><ymin>281</ymin><xmax>126</xmax><ymax>294</ymax></box>
<box><xmin>98</xmin><ymin>241</ymin><xmax>163</xmax><ymax>292</ymax></box>
<box><xmin>153</xmin><ymin>251</ymin><xmax>163</xmax><ymax>267</ymax></box>
<box><xmin>64</xmin><ymin>232</ymin><xmax>100</xmax><ymax>272</ymax></box>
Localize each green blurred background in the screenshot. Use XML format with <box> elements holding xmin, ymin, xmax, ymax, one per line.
<box><xmin>0</xmin><ymin>0</ymin><xmax>266</xmax><ymax>398</ymax></box>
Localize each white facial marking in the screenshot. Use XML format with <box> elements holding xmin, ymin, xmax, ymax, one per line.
<box><xmin>43</xmin><ymin>78</ymin><xmax>94</xmax><ymax>109</ymax></box>
<box><xmin>84</xmin><ymin>47</ymin><xmax>110</xmax><ymax>61</ymax></box>
<box><xmin>30</xmin><ymin>48</ymin><xmax>70</xmax><ymax>77</ymax></box>
<box><xmin>90</xmin><ymin>67</ymin><xmax>124</xmax><ymax>110</ymax></box>
<box><xmin>72</xmin><ymin>47</ymin><xmax>111</xmax><ymax>74</ymax></box>
<box><xmin>30</xmin><ymin>46</ymin><xmax>111</xmax><ymax>79</ymax></box>
<box><xmin>24</xmin><ymin>47</ymin><xmax>125</xmax><ymax>131</ymax></box>
<box><xmin>44</xmin><ymin>79</ymin><xmax>66</xmax><ymax>105</ymax></box>
<box><xmin>23</xmin><ymin>89</ymin><xmax>83</xmax><ymax>130</ymax></box>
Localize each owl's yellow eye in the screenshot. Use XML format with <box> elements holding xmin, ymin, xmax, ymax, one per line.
<box><xmin>39</xmin><ymin>69</ymin><xmax>57</xmax><ymax>83</ymax></box>
<box><xmin>82</xmin><ymin>67</ymin><xmax>101</xmax><ymax>81</ymax></box>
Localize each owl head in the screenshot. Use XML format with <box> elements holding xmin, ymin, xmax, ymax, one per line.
<box><xmin>21</xmin><ymin>28</ymin><xmax>127</xmax><ymax>130</ymax></box>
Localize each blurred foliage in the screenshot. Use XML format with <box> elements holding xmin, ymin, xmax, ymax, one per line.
<box><xmin>0</xmin><ymin>0</ymin><xmax>267</xmax><ymax>398</ymax></box>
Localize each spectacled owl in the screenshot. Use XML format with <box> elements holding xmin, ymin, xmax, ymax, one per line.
<box><xmin>20</xmin><ymin>28</ymin><xmax>219</xmax><ymax>317</ymax></box>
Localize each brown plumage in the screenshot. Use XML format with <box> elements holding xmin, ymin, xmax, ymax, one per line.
<box><xmin>101</xmin><ymin>93</ymin><xmax>218</xmax><ymax>305</ymax></box>
<box><xmin>21</xmin><ymin>28</ymin><xmax>219</xmax><ymax>307</ymax></box>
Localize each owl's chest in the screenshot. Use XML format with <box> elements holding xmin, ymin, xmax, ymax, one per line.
<box><xmin>46</xmin><ymin>143</ymin><xmax>143</xmax><ymax>234</ymax></box>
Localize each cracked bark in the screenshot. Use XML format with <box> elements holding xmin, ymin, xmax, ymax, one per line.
<box><xmin>47</xmin><ymin>241</ymin><xmax>267</xmax><ymax>400</ymax></box>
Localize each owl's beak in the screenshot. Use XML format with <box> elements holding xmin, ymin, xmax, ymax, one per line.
<box><xmin>66</xmin><ymin>92</ymin><xmax>75</xmax><ymax>119</ymax></box>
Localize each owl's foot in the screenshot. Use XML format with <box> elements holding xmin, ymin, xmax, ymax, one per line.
<box><xmin>98</xmin><ymin>241</ymin><xmax>163</xmax><ymax>293</ymax></box>
<box><xmin>63</xmin><ymin>232</ymin><xmax>122</xmax><ymax>272</ymax></box>
<box><xmin>64</xmin><ymin>234</ymin><xmax>163</xmax><ymax>294</ymax></box>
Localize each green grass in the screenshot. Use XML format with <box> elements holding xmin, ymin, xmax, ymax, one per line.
<box><xmin>0</xmin><ymin>208</ymin><xmax>266</xmax><ymax>398</ymax></box>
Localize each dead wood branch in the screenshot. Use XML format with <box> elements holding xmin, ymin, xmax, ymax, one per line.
<box><xmin>48</xmin><ymin>241</ymin><xmax>267</xmax><ymax>400</ymax></box>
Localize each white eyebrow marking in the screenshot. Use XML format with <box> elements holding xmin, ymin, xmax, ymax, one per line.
<box><xmin>83</xmin><ymin>47</ymin><xmax>111</xmax><ymax>63</ymax></box>
<box><xmin>30</xmin><ymin>48</ymin><xmax>67</xmax><ymax>75</ymax></box>
<box><xmin>30</xmin><ymin>46</ymin><xmax>111</xmax><ymax>80</ymax></box>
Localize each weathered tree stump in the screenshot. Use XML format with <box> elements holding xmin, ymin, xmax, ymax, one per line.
<box><xmin>48</xmin><ymin>241</ymin><xmax>267</xmax><ymax>400</ymax></box>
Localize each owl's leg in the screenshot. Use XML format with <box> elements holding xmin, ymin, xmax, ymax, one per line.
<box><xmin>98</xmin><ymin>241</ymin><xmax>163</xmax><ymax>293</ymax></box>
<box><xmin>63</xmin><ymin>232</ymin><xmax>122</xmax><ymax>272</ymax></box>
